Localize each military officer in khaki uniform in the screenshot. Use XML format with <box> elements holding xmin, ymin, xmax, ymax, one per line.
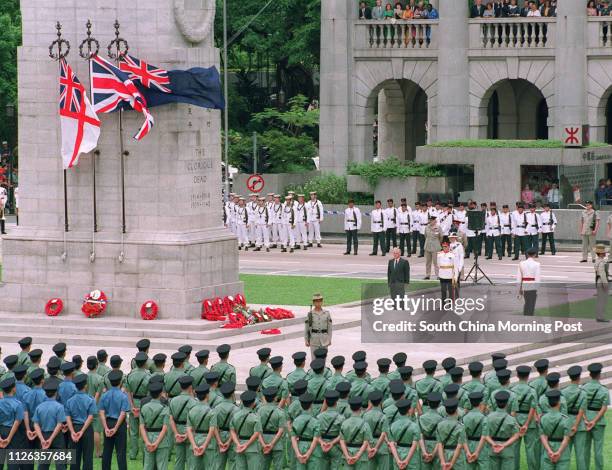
<box><xmin>594</xmin><ymin>244</ymin><xmax>610</xmax><ymax>322</ymax></box>
<box><xmin>305</xmin><ymin>293</ymin><xmax>332</xmax><ymax>357</ymax></box>
<box><xmin>580</xmin><ymin>201</ymin><xmax>600</xmax><ymax>263</ymax></box>
<box><xmin>424</xmin><ymin>216</ymin><xmax>442</xmax><ymax>280</ymax></box>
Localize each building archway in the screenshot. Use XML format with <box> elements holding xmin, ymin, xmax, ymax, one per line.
<box><xmin>367</xmin><ymin>79</ymin><xmax>428</xmax><ymax>162</ymax></box>
<box><xmin>483</xmin><ymin>79</ymin><xmax>549</xmax><ymax>140</ymax></box>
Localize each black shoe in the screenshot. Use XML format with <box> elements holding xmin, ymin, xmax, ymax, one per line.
<box><xmin>593</xmin><ymin>259</ymin><xmax>595</xmax><ymax>263</ymax></box>
<box><xmin>407</xmin><ymin>254</ymin><xmax>411</xmax><ymax>257</ymax></box>
<box><xmin>290</xmin><ymin>248</ymin><xmax>294</xmax><ymax>253</ymax></box>
<box><xmin>281</xmin><ymin>248</ymin><xmax>287</xmax><ymax>253</ymax></box>
<box><xmin>354</xmin><ymin>252</ymin><xmax>358</xmax><ymax>255</ymax></box>
<box><xmin>498</xmin><ymin>256</ymin><xmax>503</xmax><ymax>260</ymax></box>
<box><xmin>597</xmin><ymin>318</ymin><xmax>610</xmax><ymax>322</ymax></box>
<box><xmin>307</xmin><ymin>243</ymin><xmax>313</xmax><ymax>247</ymax></box>
<box><xmin>418</xmin><ymin>255</ymin><xmax>424</xmax><ymax>258</ymax></box>
<box><xmin>552</xmin><ymin>252</ymin><xmax>556</xmax><ymax>255</ymax></box>
<box><xmin>295</xmin><ymin>245</ymin><xmax>301</xmax><ymax>250</ymax></box>
<box><xmin>424</xmin><ymin>276</ymin><xmax>430</xmax><ymax>280</ymax></box>
<box><xmin>266</xmin><ymin>248</ymin><xmax>270</xmax><ymax>252</ymax></box>
<box><xmin>303</xmin><ymin>246</ymin><xmax>307</xmax><ymax>251</ymax></box>
<box><xmin>344</xmin><ymin>252</ymin><xmax>350</xmax><ymax>255</ymax></box>
<box><xmin>539</xmin><ymin>252</ymin><xmax>545</xmax><ymax>255</ymax></box>
<box><xmin>244</xmin><ymin>247</ymin><xmax>248</xmax><ymax>251</ymax></box>
<box><xmin>512</xmin><ymin>257</ymin><xmax>519</xmax><ymax>260</ymax></box>
<box><xmin>464</xmin><ymin>255</ymin><xmax>470</xmax><ymax>259</ymax></box>
<box><xmin>253</xmin><ymin>247</ymin><xmax>261</xmax><ymax>251</ymax></box>
<box><xmin>238</xmin><ymin>245</ymin><xmax>242</xmax><ymax>250</ymax></box>
<box><xmin>369</xmin><ymin>253</ymin><xmax>377</xmax><ymax>256</ymax></box>
<box><xmin>580</xmin><ymin>260</ymin><xmax>587</xmax><ymax>263</ymax></box>
<box><xmin>486</xmin><ymin>257</ymin><xmax>492</xmax><ymax>260</ymax></box>
<box><xmin>271</xmin><ymin>244</ymin><xmax>277</xmax><ymax>249</ymax></box>
<box><xmin>317</xmin><ymin>243</ymin><xmax>322</xmax><ymax>248</ymax></box>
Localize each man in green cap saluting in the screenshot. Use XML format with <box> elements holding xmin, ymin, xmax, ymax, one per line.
<box><xmin>484</xmin><ymin>390</ymin><xmax>520</xmax><ymax>470</ymax></box>
<box><xmin>126</xmin><ymin>351</ymin><xmax>151</xmax><ymax>461</ymax></box>
<box><xmin>463</xmin><ymin>391</ymin><xmax>489</xmax><ymax>470</ymax></box>
<box><xmin>305</xmin><ymin>293</ymin><xmax>332</xmax><ymax>357</ymax></box>
<box><xmin>583</xmin><ymin>362</ymin><xmax>609</xmax><ymax>470</ymax></box>
<box><xmin>539</xmin><ymin>390</ymin><xmax>572</xmax><ymax>470</ymax></box>
<box><xmin>230</xmin><ymin>390</ymin><xmax>263</xmax><ymax>470</ymax></box>
<box><xmin>139</xmin><ymin>381</ymin><xmax>171</xmax><ymax>470</ymax></box>
<box><xmin>291</xmin><ymin>392</ymin><xmax>322</xmax><ymax>469</ymax></box>
<box><xmin>339</xmin><ymin>396</ymin><xmax>372</xmax><ymax>469</ymax></box>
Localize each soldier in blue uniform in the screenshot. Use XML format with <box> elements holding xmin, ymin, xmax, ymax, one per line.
<box><xmin>23</xmin><ymin>368</ymin><xmax>45</xmax><ymax>448</ymax></box>
<box><xmin>32</xmin><ymin>382</ymin><xmax>67</xmax><ymax>470</ymax></box>
<box><xmin>98</xmin><ymin>369</ymin><xmax>131</xmax><ymax>470</ymax></box>
<box><xmin>58</xmin><ymin>362</ymin><xmax>77</xmax><ymax>406</ymax></box>
<box><xmin>0</xmin><ymin>377</ymin><xmax>27</xmax><ymax>468</ymax></box>
<box><xmin>65</xmin><ymin>374</ymin><xmax>97</xmax><ymax>470</ymax></box>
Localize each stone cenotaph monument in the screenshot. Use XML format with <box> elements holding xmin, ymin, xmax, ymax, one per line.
<box><xmin>1</xmin><ymin>0</ymin><xmax>241</xmax><ymax>318</ymax></box>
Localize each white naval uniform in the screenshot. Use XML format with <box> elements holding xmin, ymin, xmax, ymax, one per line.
<box><xmin>539</xmin><ymin>210</ymin><xmax>557</xmax><ymax>233</ymax></box>
<box><xmin>281</xmin><ymin>203</ymin><xmax>296</xmax><ymax>248</ymax></box>
<box><xmin>450</xmin><ymin>241</ymin><xmax>465</xmax><ymax>275</ymax></box>
<box><xmin>306</xmin><ymin>199</ymin><xmax>324</xmax><ymax>243</ymax></box>
<box><xmin>295</xmin><ymin>202</ymin><xmax>309</xmax><ymax>248</ymax></box>
<box><xmin>410</xmin><ymin>209</ymin><xmax>421</xmax><ymax>233</ymax></box>
<box><xmin>525</xmin><ymin>212</ymin><xmax>541</xmax><ymax>236</ymax></box>
<box><xmin>235</xmin><ymin>206</ymin><xmax>250</xmax><ymax>246</ymax></box>
<box><xmin>224</xmin><ymin>201</ymin><xmax>235</xmax><ymax>233</ymax></box>
<box><xmin>438</xmin><ymin>210</ymin><xmax>454</xmax><ymax>236</ymax></box>
<box><xmin>247</xmin><ymin>200</ymin><xmax>258</xmax><ymax>242</ymax></box>
<box><xmin>485</xmin><ymin>214</ymin><xmax>502</xmax><ymax>237</ymax></box>
<box><xmin>344</xmin><ymin>207</ymin><xmax>362</xmax><ymax>231</ymax></box>
<box><xmin>270</xmin><ymin>203</ymin><xmax>283</xmax><ymax>245</ymax></box>
<box><xmin>397</xmin><ymin>208</ymin><xmax>411</xmax><ymax>234</ymax></box>
<box><xmin>418</xmin><ymin>210</ymin><xmax>428</xmax><ymax>235</ymax></box>
<box><xmin>453</xmin><ymin>209</ymin><xmax>467</xmax><ymax>235</ymax></box>
<box><xmin>0</xmin><ymin>186</ymin><xmax>7</xmax><ymax>218</ymax></box>
<box><xmin>370</xmin><ymin>208</ymin><xmax>385</xmax><ymax>233</ymax></box>
<box><xmin>384</xmin><ymin>207</ymin><xmax>398</xmax><ymax>231</ymax></box>
<box><xmin>499</xmin><ymin>212</ymin><xmax>512</xmax><ymax>236</ymax></box>
<box><xmin>511</xmin><ymin>211</ymin><xmax>528</xmax><ymax>237</ymax></box>
<box><xmin>254</xmin><ymin>205</ymin><xmax>270</xmax><ymax>248</ymax></box>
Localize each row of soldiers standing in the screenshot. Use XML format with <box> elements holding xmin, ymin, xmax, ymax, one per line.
<box><xmin>224</xmin><ymin>192</ymin><xmax>324</xmax><ymax>252</ymax></box>
<box><xmin>0</xmin><ymin>337</ymin><xmax>608</xmax><ymax>469</ymax></box>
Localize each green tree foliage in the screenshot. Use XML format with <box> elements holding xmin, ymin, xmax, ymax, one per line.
<box><xmin>348</xmin><ymin>157</ymin><xmax>443</xmax><ymax>188</ymax></box>
<box><xmin>286</xmin><ymin>174</ymin><xmax>373</xmax><ymax>205</ymax></box>
<box><xmin>0</xmin><ymin>0</ymin><xmax>21</xmax><ymax>147</ymax></box>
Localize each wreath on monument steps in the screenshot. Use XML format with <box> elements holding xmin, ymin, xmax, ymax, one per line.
<box><xmin>45</xmin><ymin>298</ymin><xmax>64</xmax><ymax>317</ymax></box>
<box><xmin>140</xmin><ymin>301</ymin><xmax>158</xmax><ymax>320</ymax></box>
<box><xmin>82</xmin><ymin>290</ymin><xmax>107</xmax><ymax>318</ymax></box>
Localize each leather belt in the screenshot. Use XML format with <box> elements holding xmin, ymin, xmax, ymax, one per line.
<box><xmin>311</xmin><ymin>329</ymin><xmax>328</xmax><ymax>334</ymax></box>
<box><xmin>346</xmin><ymin>442</ymin><xmax>363</xmax><ymax>448</ymax></box>
<box><xmin>522</xmin><ymin>278</ymin><xmax>535</xmax><ymax>281</ymax></box>
<box><xmin>397</xmin><ymin>442</ymin><xmax>412</xmax><ymax>448</ymax></box>
<box><xmin>467</xmin><ymin>436</ymin><xmax>481</xmax><ymax>441</ymax></box>
<box><xmin>147</xmin><ymin>427</ymin><xmax>163</xmax><ymax>432</ymax></box>
<box><xmin>321</xmin><ymin>434</ymin><xmax>338</xmax><ymax>440</ymax></box>
<box><xmin>588</xmin><ymin>406</ymin><xmax>602</xmax><ymax>411</ymax></box>
<box><xmin>548</xmin><ymin>437</ymin><xmax>563</xmax><ymax>442</ymax></box>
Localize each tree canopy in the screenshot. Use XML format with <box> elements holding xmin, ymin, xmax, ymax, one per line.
<box><xmin>0</xmin><ymin>0</ymin><xmax>21</xmax><ymax>148</ymax></box>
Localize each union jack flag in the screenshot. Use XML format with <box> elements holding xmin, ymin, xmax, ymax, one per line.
<box><xmin>119</xmin><ymin>55</ymin><xmax>171</xmax><ymax>93</ymax></box>
<box><xmin>59</xmin><ymin>59</ymin><xmax>100</xmax><ymax>169</ymax></box>
<box><xmin>90</xmin><ymin>54</ymin><xmax>154</xmax><ymax>140</ymax></box>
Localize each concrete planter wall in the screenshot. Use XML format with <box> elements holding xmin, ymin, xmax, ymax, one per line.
<box><xmin>347</xmin><ymin>175</ymin><xmax>448</xmax><ymax>202</ymax></box>
<box><xmin>232</xmin><ymin>171</ymin><xmax>320</xmax><ymax>196</ymax></box>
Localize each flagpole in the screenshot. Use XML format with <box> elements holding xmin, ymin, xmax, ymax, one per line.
<box><xmin>49</xmin><ymin>22</ymin><xmax>71</xmax><ymax>261</ymax></box>
<box><xmin>223</xmin><ymin>0</ymin><xmax>230</xmax><ymax>201</ymax></box>
<box><xmin>107</xmin><ymin>20</ymin><xmax>129</xmax><ymax>262</ymax></box>
<box><xmin>79</xmin><ymin>19</ymin><xmax>100</xmax><ymax>262</ymax></box>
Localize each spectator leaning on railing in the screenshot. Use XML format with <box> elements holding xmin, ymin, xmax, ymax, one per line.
<box><xmin>469</xmin><ymin>0</ymin><xmax>557</xmax><ymax>18</ymax></box>
<box><xmin>359</xmin><ymin>0</ymin><xmax>436</xmax><ymax>20</ymax></box>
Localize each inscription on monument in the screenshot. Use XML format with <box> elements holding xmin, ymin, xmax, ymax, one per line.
<box><xmin>184</xmin><ymin>158</ymin><xmax>213</xmax><ymax>211</ymax></box>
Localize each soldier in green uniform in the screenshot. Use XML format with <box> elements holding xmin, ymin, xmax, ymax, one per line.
<box><xmin>258</xmin><ymin>386</ymin><xmax>287</xmax><ymax>470</ymax></box>
<box><xmin>387</xmin><ymin>352</ymin><xmax>407</xmax><ymax>381</ymax></box>
<box><xmin>440</xmin><ymin>384</ymin><xmax>465</xmax><ymax>419</ymax></box>
<box><xmin>539</xmin><ymin>390</ymin><xmax>571</xmax><ymax>470</ymax></box>
<box><xmin>488</xmin><ymin>369</ymin><xmax>517</xmax><ymax>414</ymax></box>
<box><xmin>529</xmin><ymin>359</ymin><xmax>550</xmax><ymax>400</ymax></box>
<box><xmin>245</xmin><ymin>376</ymin><xmax>263</xmax><ymax>409</ymax></box>
<box><xmin>449</xmin><ymin>367</ymin><xmax>465</xmax><ymax>395</ymax></box>
<box><xmin>131</xmin><ymin>339</ymin><xmax>155</xmax><ymax>373</ymax></box>
<box><xmin>418</xmin><ymin>392</ymin><xmax>444</xmax><ymax>470</ymax></box>
<box><xmin>463</xmin><ymin>392</ymin><xmax>489</xmax><ymax>470</ymax></box>
<box><xmin>462</xmin><ymin>362</ymin><xmax>488</xmax><ymax>411</ymax></box>
<box><xmin>189</xmin><ymin>349</ymin><xmax>210</xmax><ymax>389</ymax></box>
<box><xmin>339</xmin><ymin>396</ymin><xmax>372</xmax><ymax>470</ymax></box>
<box><xmin>440</xmin><ymin>357</ymin><xmax>457</xmax><ymax>388</ymax></box>
<box><xmin>538</xmin><ymin>373</ymin><xmax>567</xmax><ymax>416</ymax></box>
<box><xmin>561</xmin><ymin>365</ymin><xmax>587</xmax><ymax>470</ymax></box>
<box><xmin>307</xmin><ymin>348</ymin><xmax>332</xmax><ymax>380</ymax></box>
<box><xmin>262</xmin><ymin>356</ymin><xmax>290</xmax><ymax>407</ymax></box>
<box><xmin>317</xmin><ymin>389</ymin><xmax>345</xmax><ymax>470</ymax></box>
<box><xmin>288</xmin><ymin>380</ymin><xmax>309</xmax><ymax>422</ymax></box>
<box><xmin>186</xmin><ymin>383</ymin><xmax>215</xmax><ymax>470</ymax></box>
<box><xmin>485</xmin><ymin>390</ymin><xmax>520</xmax><ymax>470</ymax></box>
<box><xmin>96</xmin><ymin>350</ymin><xmax>110</xmax><ymax>377</ymax></box>
<box><xmin>139</xmin><ymin>381</ymin><xmax>171</xmax><ymax>470</ymax></box>
<box><xmin>286</xmin><ymin>352</ymin><xmax>308</xmax><ymax>395</ymax></box>
<box><xmin>210</xmin><ymin>381</ymin><xmax>239</xmax><ymax>470</ymax></box>
<box><xmin>25</xmin><ymin>349</ymin><xmax>43</xmax><ymax>386</ymax></box>
<box><xmin>370</xmin><ymin>358</ymin><xmax>392</xmax><ymax>400</ymax></box>
<box><xmin>0</xmin><ymin>355</ymin><xmax>17</xmax><ymax>382</ymax></box>
<box><xmin>178</xmin><ymin>345</ymin><xmax>194</xmax><ymax>373</ymax></box>
<box><xmin>396</xmin><ymin>367</ymin><xmax>419</xmax><ymax>415</ymax></box>
<box><xmin>169</xmin><ymin>375</ymin><xmax>198</xmax><ymax>470</ymax></box>
<box><xmin>250</xmin><ymin>348</ymin><xmax>273</xmax><ymax>381</ymax></box>
<box><xmin>583</xmin><ymin>362</ymin><xmax>609</xmax><ymax>470</ymax></box>
<box><xmin>230</xmin><ymin>390</ymin><xmax>262</xmax><ymax>470</ymax></box>
<box><xmin>305</xmin><ymin>293</ymin><xmax>333</xmax><ymax>357</ymax></box>
<box><xmin>204</xmin><ymin>372</ymin><xmax>223</xmax><ymax>408</ymax></box>
<box><xmin>210</xmin><ymin>344</ymin><xmax>236</xmax><ymax>387</ymax></box>
<box><xmin>345</xmin><ymin>351</ymin><xmax>371</xmax><ymax>383</ymax></box>
<box><xmin>348</xmin><ymin>362</ymin><xmax>374</xmax><ymax>407</ymax></box>
<box><xmin>415</xmin><ymin>360</ymin><xmax>442</xmax><ymax>411</ymax></box>
<box><xmin>362</xmin><ymin>390</ymin><xmax>390</xmax><ymax>470</ymax></box>
<box><xmin>436</xmin><ymin>398</ymin><xmax>467</xmax><ymax>470</ymax></box>
<box><xmin>307</xmin><ymin>359</ymin><xmax>329</xmax><ymax>414</ymax></box>
<box><xmin>484</xmin><ymin>353</ymin><xmax>506</xmax><ymax>383</ymax></box>
<box><xmin>126</xmin><ymin>351</ymin><xmax>151</xmax><ymax>460</ymax></box>
<box><xmin>17</xmin><ymin>337</ymin><xmax>32</xmax><ymax>367</ymax></box>
<box><xmin>511</xmin><ymin>365</ymin><xmax>538</xmax><ymax>470</ymax></box>
<box><xmin>85</xmin><ymin>356</ymin><xmax>104</xmax><ymax>458</ymax></box>
<box><xmin>291</xmin><ymin>393</ymin><xmax>322</xmax><ymax>469</ymax></box>
<box><xmin>485</xmin><ymin>359</ymin><xmax>509</xmax><ymax>398</ymax></box>
<box><xmin>384</xmin><ymin>380</ymin><xmax>409</xmax><ymax>426</ymax></box>
<box><xmin>73</xmin><ymin>355</ymin><xmax>84</xmax><ymax>375</ymax></box>
<box><xmin>388</xmin><ymin>398</ymin><xmax>421</xmax><ymax>470</ymax></box>
<box><xmin>335</xmin><ymin>382</ymin><xmax>352</xmax><ymax>418</ymax></box>
<box><xmin>152</xmin><ymin>353</ymin><xmax>167</xmax><ymax>380</ymax></box>
<box><xmin>164</xmin><ymin>352</ymin><xmax>189</xmax><ymax>399</ymax></box>
<box><xmin>52</xmin><ymin>342</ymin><xmax>68</xmax><ymax>365</ymax></box>
<box><xmin>103</xmin><ymin>355</ymin><xmax>125</xmax><ymax>391</ymax></box>
<box><xmin>325</xmin><ymin>355</ymin><xmax>346</xmax><ymax>395</ymax></box>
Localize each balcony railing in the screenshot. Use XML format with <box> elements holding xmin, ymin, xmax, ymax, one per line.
<box><xmin>588</xmin><ymin>17</ymin><xmax>612</xmax><ymax>47</ymax></box>
<box><xmin>354</xmin><ymin>20</ymin><xmax>439</xmax><ymax>50</ymax></box>
<box><xmin>469</xmin><ymin>18</ymin><xmax>556</xmax><ymax>49</ymax></box>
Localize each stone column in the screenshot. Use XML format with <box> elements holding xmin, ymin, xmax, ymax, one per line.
<box><xmin>554</xmin><ymin>0</ymin><xmax>587</xmax><ymax>139</ymax></box>
<box><xmin>319</xmin><ymin>0</ymin><xmax>352</xmax><ymax>173</ymax></box>
<box><xmin>436</xmin><ymin>0</ymin><xmax>470</xmax><ymax>141</ymax></box>
<box><xmin>377</xmin><ymin>85</ymin><xmax>406</xmax><ymax>160</ymax></box>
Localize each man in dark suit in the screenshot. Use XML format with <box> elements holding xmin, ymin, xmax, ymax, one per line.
<box><xmin>470</xmin><ymin>0</ymin><xmax>486</xmax><ymax>17</ymax></box>
<box><xmin>359</xmin><ymin>1</ymin><xmax>372</xmax><ymax>19</ymax></box>
<box><xmin>387</xmin><ymin>247</ymin><xmax>410</xmax><ymax>308</ymax></box>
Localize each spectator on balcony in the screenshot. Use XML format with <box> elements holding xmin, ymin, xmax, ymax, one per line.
<box><xmin>506</xmin><ymin>0</ymin><xmax>522</xmax><ymax>16</ymax></box>
<box><xmin>600</xmin><ymin>1</ymin><xmax>612</xmax><ymax>16</ymax></box>
<box><xmin>402</xmin><ymin>3</ymin><xmax>415</xmax><ymax>18</ymax></box>
<box><xmin>413</xmin><ymin>3</ymin><xmax>425</xmax><ymax>18</ymax></box>
<box><xmin>540</xmin><ymin>0</ymin><xmax>556</xmax><ymax>16</ymax></box>
<box><xmin>372</xmin><ymin>0</ymin><xmax>385</xmax><ymax>20</ymax></box>
<box><xmin>520</xmin><ymin>0</ymin><xmax>531</xmax><ymax>16</ymax></box>
<box><xmin>359</xmin><ymin>2</ymin><xmax>373</xmax><ymax>19</ymax></box>
<box><xmin>522</xmin><ymin>184</ymin><xmax>535</xmax><ymax>205</ymax></box>
<box><xmin>548</xmin><ymin>183</ymin><xmax>560</xmax><ymax>209</ymax></box>
<box><xmin>492</xmin><ymin>0</ymin><xmax>505</xmax><ymax>17</ymax></box>
<box><xmin>595</xmin><ymin>180</ymin><xmax>608</xmax><ymax>206</ymax></box>
<box><xmin>483</xmin><ymin>3</ymin><xmax>496</xmax><ymax>17</ymax></box>
<box><xmin>384</xmin><ymin>3</ymin><xmax>395</xmax><ymax>19</ymax></box>
<box><xmin>426</xmin><ymin>3</ymin><xmax>439</xmax><ymax>18</ymax></box>
<box><xmin>394</xmin><ymin>2</ymin><xmax>404</xmax><ymax>19</ymax></box>
<box><xmin>527</xmin><ymin>1</ymin><xmax>542</xmax><ymax>16</ymax></box>
<box><xmin>587</xmin><ymin>0</ymin><xmax>599</xmax><ymax>16</ymax></box>
<box><xmin>470</xmin><ymin>0</ymin><xmax>486</xmax><ymax>17</ymax></box>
